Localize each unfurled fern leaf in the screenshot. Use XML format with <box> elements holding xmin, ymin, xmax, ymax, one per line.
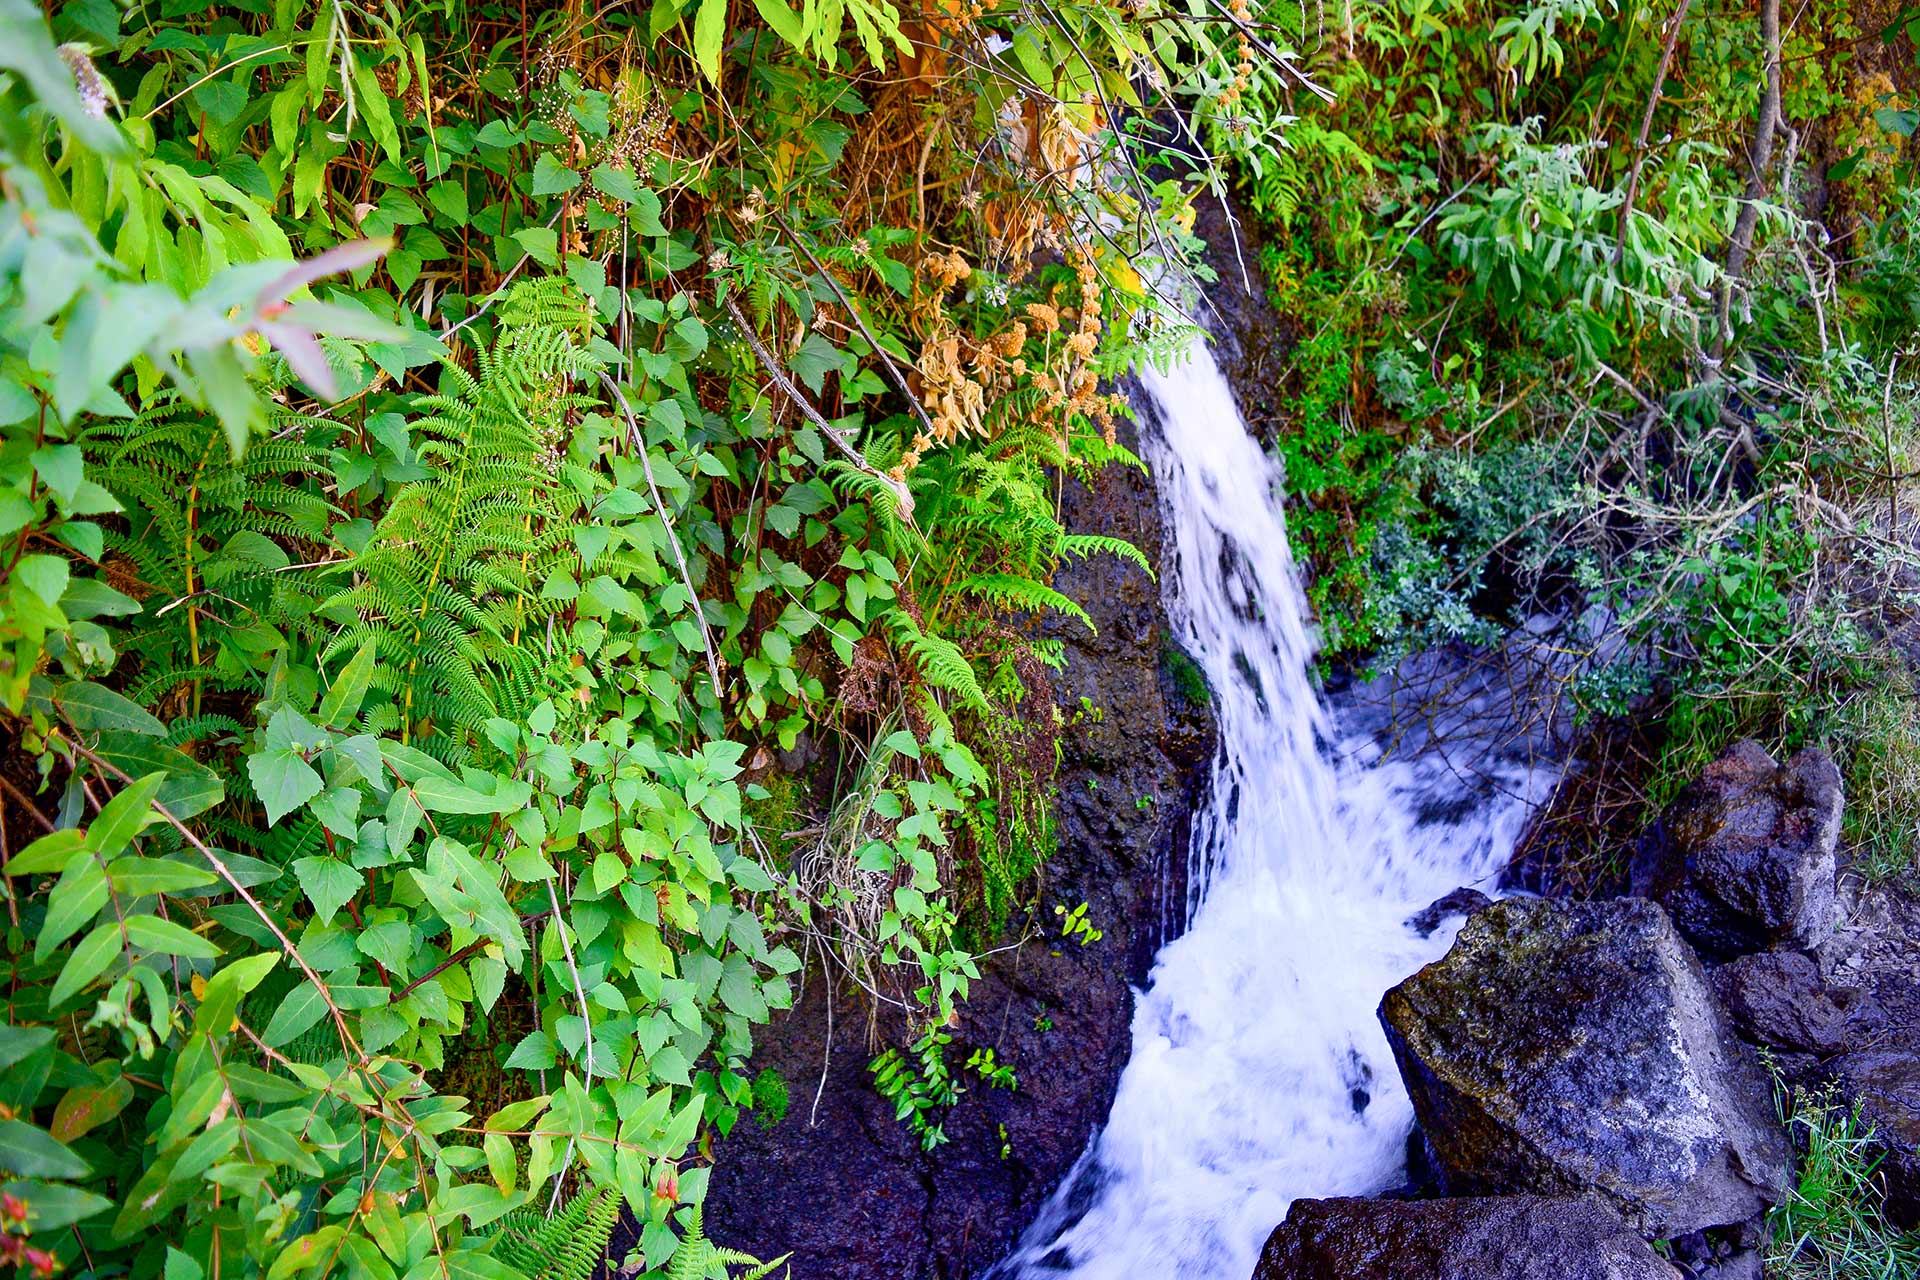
<box><xmin>1061</xmin><ymin>533</ymin><xmax>1153</xmax><ymax>578</ymax></box>
<box><xmin>78</xmin><ymin>389</ymin><xmax>339</xmax><ymax>715</ymax></box>
<box><xmin>825</xmin><ymin>460</ymin><xmax>919</xmax><ymax>556</ymax></box>
<box><xmin>318</xmin><ymin>282</ymin><xmax>604</xmax><ymax>751</ymax></box>
<box><xmin>959</xmin><ymin>573</ymin><xmax>1094</xmax><ymax>633</ymax></box>
<box><xmin>484</xmin><ymin>1186</ymin><xmax>620</xmax><ymax>1280</ymax></box>
<box><xmin>664</xmin><ymin>1204</ymin><xmax>788</xmax><ymax>1280</ymax></box>
<box><xmin>888</xmin><ymin>609</ymin><xmax>989</xmax><ymax>713</ymax></box>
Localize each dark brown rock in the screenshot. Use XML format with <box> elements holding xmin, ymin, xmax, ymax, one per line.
<box><xmin>1253</xmin><ymin>1195</ymin><xmax>1681</xmax><ymax>1280</ymax></box>
<box><xmin>1631</xmin><ymin>740</ymin><xmax>1842</xmax><ymax>960</ymax></box>
<box><xmin>1380</xmin><ymin>897</ymin><xmax>1790</xmax><ymax>1236</ymax></box>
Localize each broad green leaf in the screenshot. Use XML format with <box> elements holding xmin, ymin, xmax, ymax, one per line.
<box><xmin>693</xmin><ymin>0</ymin><xmax>728</xmax><ymax>83</ymax></box>
<box><xmin>268</xmin><ymin>1225</ymin><xmax>347</xmax><ymax>1280</ymax></box>
<box><xmin>293</xmin><ymin>856</ymin><xmax>360</xmax><ymax>925</ymax></box>
<box><xmin>50</xmin><ymin>923</ymin><xmax>120</xmax><ymax>1006</ymax></box>
<box><xmin>4</xmin><ymin>1179</ymin><xmax>112</xmax><ymax>1232</ymax></box>
<box><xmin>262</xmin><ymin>981</ymin><xmax>332</xmax><ymax>1048</ymax></box>
<box><xmin>195</xmin><ymin>952</ymin><xmax>279</xmax><ymax>1036</ymax></box>
<box><xmin>248</xmin><ymin>747</ymin><xmax>324</xmax><ymax>825</ymax></box>
<box><xmin>0</xmin><ymin>1119</ymin><xmax>90</xmax><ymax>1179</ymax></box>
<box><xmin>50</xmin><ymin>1075</ymin><xmax>133</xmax><ymax>1140</ymax></box>
<box><xmin>125</xmin><ymin>914</ymin><xmax>221</xmax><ymax>959</ymax></box>
<box><xmin>502</xmin><ymin>1031</ymin><xmax>555</xmax><ymax>1071</ymax></box>
<box><xmin>87</xmin><ymin>771</ymin><xmax>165</xmax><ymax>856</ymax></box>
<box><xmin>0</xmin><ymin>1025</ymin><xmax>54</xmax><ymax>1071</ymax></box>
<box><xmin>107</xmin><ymin>855</ymin><xmax>218</xmax><ymax>896</ymax></box>
<box><xmin>531</xmin><ymin>154</ymin><xmax>581</xmax><ymax>196</ymax></box>
<box><xmin>4</xmin><ymin>827</ymin><xmax>85</xmax><ymax>875</ymax></box>
<box><xmin>318</xmin><ymin>638</ymin><xmax>378</xmax><ymax>727</ymax></box>
<box><xmin>54</xmin><ymin>682</ymin><xmax>166</xmax><ymax>735</ymax></box>
<box><xmin>37</xmin><ymin>856</ymin><xmax>108</xmax><ymax>960</ymax></box>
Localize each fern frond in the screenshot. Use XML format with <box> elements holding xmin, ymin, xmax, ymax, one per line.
<box><xmin>1060</xmin><ymin>533</ymin><xmax>1153</xmax><ymax>578</ymax></box>
<box><xmin>888</xmin><ymin>609</ymin><xmax>990</xmax><ymax>713</ymax></box>
<box><xmin>664</xmin><ymin>1205</ymin><xmax>789</xmax><ymax>1280</ymax></box>
<box><xmin>484</xmin><ymin>1187</ymin><xmax>619</xmax><ymax>1280</ymax></box>
<box><xmin>959</xmin><ymin>573</ymin><xmax>1094</xmax><ymax>633</ymax></box>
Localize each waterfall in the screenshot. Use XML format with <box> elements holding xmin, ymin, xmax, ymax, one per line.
<box><xmin>992</xmin><ymin>335</ymin><xmax>1557</xmax><ymax>1279</ymax></box>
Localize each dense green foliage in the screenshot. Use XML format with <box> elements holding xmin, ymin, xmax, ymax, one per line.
<box><xmin>0</xmin><ymin>0</ymin><xmax>1263</xmax><ymax>1269</ymax></box>
<box><xmin>2</xmin><ymin>0</ymin><xmax>1916</xmax><ymax>1263</ymax></box>
<box><xmin>1208</xmin><ymin>0</ymin><xmax>1920</xmax><ymax>840</ymax></box>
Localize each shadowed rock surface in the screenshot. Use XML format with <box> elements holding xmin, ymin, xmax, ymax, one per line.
<box><xmin>1710</xmin><ymin>950</ymin><xmax>1883</xmax><ymax>1059</ymax></box>
<box><xmin>1631</xmin><ymin>740</ymin><xmax>1843</xmax><ymax>960</ymax></box>
<box><xmin>1406</xmin><ymin>887</ymin><xmax>1493</xmax><ymax>938</ymax></box>
<box><xmin>690</xmin><ymin>401</ymin><xmax>1217</xmax><ymax>1280</ymax></box>
<box><xmin>1252</xmin><ymin>1194</ymin><xmax>1682</xmax><ymax>1280</ymax></box>
<box><xmin>1379</xmin><ymin>897</ymin><xmax>1789</xmax><ymax>1236</ymax></box>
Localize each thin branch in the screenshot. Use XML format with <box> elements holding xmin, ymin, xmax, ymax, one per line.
<box><xmin>597</xmin><ymin>369</ymin><xmax>726</xmax><ymax>700</ymax></box>
<box><xmin>1614</xmin><ymin>0</ymin><xmax>1693</xmax><ymax>265</ymax></box>
<box><xmin>722</xmin><ymin>296</ymin><xmax>918</xmax><ymax>522</ymax></box>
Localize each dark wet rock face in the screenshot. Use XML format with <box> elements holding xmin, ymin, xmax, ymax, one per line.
<box><xmin>1253</xmin><ymin>1195</ymin><xmax>1682</xmax><ymax>1280</ymax></box>
<box><xmin>1631</xmin><ymin>740</ymin><xmax>1843</xmax><ymax>960</ymax></box>
<box><xmin>696</xmin><ymin>410</ymin><xmax>1216</xmax><ymax>1279</ymax></box>
<box><xmin>1380</xmin><ymin>897</ymin><xmax>1790</xmax><ymax>1236</ymax></box>
<box><xmin>1406</xmin><ymin>887</ymin><xmax>1493</xmax><ymax>938</ymax></box>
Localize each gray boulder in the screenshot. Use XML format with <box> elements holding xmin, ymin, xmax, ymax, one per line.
<box><xmin>1826</xmin><ymin>1051</ymin><xmax>1920</xmax><ymax>1227</ymax></box>
<box><xmin>1710</xmin><ymin>951</ymin><xmax>1883</xmax><ymax>1058</ymax></box>
<box><xmin>1631</xmin><ymin>740</ymin><xmax>1842</xmax><ymax>959</ymax></box>
<box><xmin>1380</xmin><ymin>897</ymin><xmax>1790</xmax><ymax>1236</ymax></box>
<box><xmin>1253</xmin><ymin>1195</ymin><xmax>1681</xmax><ymax>1280</ymax></box>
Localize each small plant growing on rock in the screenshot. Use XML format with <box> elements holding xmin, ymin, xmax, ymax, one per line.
<box><xmin>1057</xmin><ymin>901</ymin><xmax>1105</xmax><ymax>946</ymax></box>
<box><xmin>870</xmin><ymin>1028</ymin><xmax>963</xmax><ymax>1150</ymax></box>
<box><xmin>967</xmin><ymin>1046</ymin><xmax>1019</xmax><ymax>1091</ymax></box>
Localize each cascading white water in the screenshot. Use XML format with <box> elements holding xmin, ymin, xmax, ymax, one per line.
<box><xmin>993</xmin><ymin>335</ymin><xmax>1556</xmax><ymax>1280</ymax></box>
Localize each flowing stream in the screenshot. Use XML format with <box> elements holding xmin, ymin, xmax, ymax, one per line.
<box><xmin>992</xmin><ymin>335</ymin><xmax>1557</xmax><ymax>1279</ymax></box>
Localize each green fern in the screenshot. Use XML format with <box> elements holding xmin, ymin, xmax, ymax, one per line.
<box><xmin>318</xmin><ymin>282</ymin><xmax>604</xmax><ymax>751</ymax></box>
<box><xmin>959</xmin><ymin>573</ymin><xmax>1094</xmax><ymax>633</ymax></box>
<box><xmin>484</xmin><ymin>1186</ymin><xmax>620</xmax><ymax>1280</ymax></box>
<box><xmin>825</xmin><ymin>459</ymin><xmax>919</xmax><ymax>557</ymax></box>
<box><xmin>78</xmin><ymin>389</ymin><xmax>338</xmax><ymax>716</ymax></box>
<box><xmin>1061</xmin><ymin>533</ymin><xmax>1153</xmax><ymax>578</ymax></box>
<box><xmin>887</xmin><ymin>609</ymin><xmax>989</xmax><ymax>713</ymax></box>
<box><xmin>664</xmin><ymin>1204</ymin><xmax>788</xmax><ymax>1280</ymax></box>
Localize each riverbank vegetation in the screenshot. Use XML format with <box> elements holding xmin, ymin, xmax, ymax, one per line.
<box><xmin>0</xmin><ymin>0</ymin><xmax>1259</xmax><ymax>1270</ymax></box>
<box><xmin>2</xmin><ymin>0</ymin><xmax>1918</xmax><ymax>1265</ymax></box>
<box><xmin>1210</xmin><ymin>0</ymin><xmax>1920</xmax><ymax>882</ymax></box>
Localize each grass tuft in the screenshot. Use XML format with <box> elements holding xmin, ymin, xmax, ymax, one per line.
<box><xmin>1768</xmin><ymin>1082</ymin><xmax>1920</xmax><ymax>1279</ymax></box>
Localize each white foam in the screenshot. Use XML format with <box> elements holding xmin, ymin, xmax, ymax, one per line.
<box><xmin>992</xmin><ymin>334</ymin><xmax>1555</xmax><ymax>1279</ymax></box>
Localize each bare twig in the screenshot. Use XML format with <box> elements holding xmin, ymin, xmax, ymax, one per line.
<box><xmin>722</xmin><ymin>296</ymin><xmax>918</xmax><ymax>522</ymax></box>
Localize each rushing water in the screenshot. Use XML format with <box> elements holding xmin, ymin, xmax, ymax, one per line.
<box><xmin>991</xmin><ymin>335</ymin><xmax>1558</xmax><ymax>1280</ymax></box>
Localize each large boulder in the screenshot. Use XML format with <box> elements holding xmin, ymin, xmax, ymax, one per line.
<box><xmin>1379</xmin><ymin>897</ymin><xmax>1790</xmax><ymax>1236</ymax></box>
<box><xmin>1825</xmin><ymin>1051</ymin><xmax>1920</xmax><ymax>1227</ymax></box>
<box><xmin>1631</xmin><ymin>740</ymin><xmax>1842</xmax><ymax>960</ymax></box>
<box><xmin>1253</xmin><ymin>1195</ymin><xmax>1681</xmax><ymax>1280</ymax></box>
